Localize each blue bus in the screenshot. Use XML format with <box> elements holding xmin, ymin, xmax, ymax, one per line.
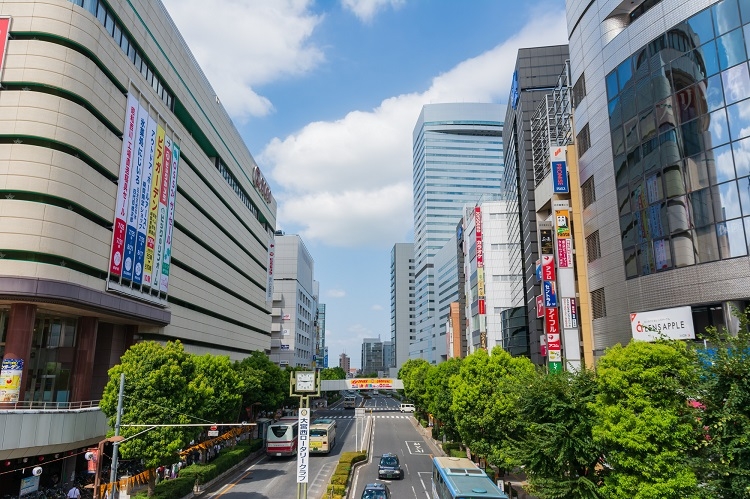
<box><xmin>431</xmin><ymin>456</ymin><xmax>509</xmax><ymax>499</ymax></box>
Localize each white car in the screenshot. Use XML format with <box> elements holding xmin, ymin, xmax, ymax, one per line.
<box><xmin>399</xmin><ymin>403</ymin><xmax>415</xmax><ymax>413</ymax></box>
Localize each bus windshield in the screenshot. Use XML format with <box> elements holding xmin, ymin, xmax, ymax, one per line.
<box><xmin>269</xmin><ymin>425</ymin><xmax>291</xmax><ymax>439</ymax></box>
<box><xmin>310</xmin><ymin>429</ymin><xmax>327</xmax><ymax>437</ymax></box>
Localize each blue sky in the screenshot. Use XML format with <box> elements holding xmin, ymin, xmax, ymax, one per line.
<box><xmin>161</xmin><ymin>0</ymin><xmax>568</xmax><ymax>368</ymax></box>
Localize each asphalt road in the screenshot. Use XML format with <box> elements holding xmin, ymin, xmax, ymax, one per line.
<box><xmin>195</xmin><ymin>392</ymin><xmax>428</xmax><ymax>499</ymax></box>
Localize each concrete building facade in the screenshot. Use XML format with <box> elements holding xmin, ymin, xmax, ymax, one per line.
<box><xmin>389</xmin><ymin>243</ymin><xmax>414</xmax><ymax>372</ymax></box>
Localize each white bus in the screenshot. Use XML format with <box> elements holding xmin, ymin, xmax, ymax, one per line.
<box><xmin>343</xmin><ymin>395</ymin><xmax>357</xmax><ymax>409</ymax></box>
<box><xmin>309</xmin><ymin>421</ymin><xmax>337</xmax><ymax>454</ymax></box>
<box><xmin>266</xmin><ymin>417</ymin><xmax>299</xmax><ymax>457</ymax></box>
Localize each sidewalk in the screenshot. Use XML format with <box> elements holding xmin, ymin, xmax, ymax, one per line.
<box><xmin>412</xmin><ymin>421</ymin><xmax>537</xmax><ymax>499</ymax></box>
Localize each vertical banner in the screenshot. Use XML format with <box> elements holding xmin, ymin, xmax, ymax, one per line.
<box><xmin>555</xmin><ymin>210</ymin><xmax>571</xmax><ymax>238</ymax></box>
<box><xmin>0</xmin><ymin>17</ymin><xmax>11</xmax><ymax>78</ymax></box>
<box><xmin>539</xmin><ymin>228</ymin><xmax>554</xmax><ymax>255</ymax></box>
<box><xmin>551</xmin><ymin>146</ymin><xmax>569</xmax><ymax>193</ymax></box>
<box><xmin>134</xmin><ymin>112</ymin><xmax>156</xmax><ymax>286</ymax></box>
<box><xmin>297</xmin><ymin>408</ymin><xmax>310</xmax><ymax>483</ymax></box>
<box><xmin>545</xmin><ymin>307</ymin><xmax>562</xmax><ymax>373</ymax></box>
<box><xmin>151</xmin><ymin>136</ymin><xmax>172</xmax><ymax>289</ymax></box>
<box><xmin>557</xmin><ymin>238</ymin><xmax>572</xmax><ymax>268</ymax></box>
<box><xmin>0</xmin><ymin>358</ymin><xmax>23</xmax><ymax>403</ymax></box>
<box><xmin>266</xmin><ymin>239</ymin><xmax>276</xmax><ymax>302</ymax></box>
<box><xmin>109</xmin><ymin>94</ymin><xmax>138</xmax><ymax>277</ymax></box>
<box><xmin>159</xmin><ymin>143</ymin><xmax>180</xmax><ymax>293</ymax></box>
<box><xmin>144</xmin><ymin>125</ymin><xmax>165</xmax><ymax>286</ymax></box>
<box><xmin>122</xmin><ymin>105</ymin><xmax>143</xmax><ymax>281</ymax></box>
<box><xmin>541</xmin><ymin>255</ymin><xmax>556</xmax><ymax>281</ymax></box>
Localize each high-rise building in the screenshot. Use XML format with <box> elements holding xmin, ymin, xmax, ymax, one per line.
<box><xmin>433</xmin><ymin>234</ymin><xmax>459</xmax><ymax>363</ymax></box>
<box><xmin>269</xmin><ymin>234</ymin><xmax>317</xmax><ymax>368</ymax></box>
<box><xmin>461</xmin><ymin>197</ymin><xmax>524</xmax><ymax>354</ymax></box>
<box><xmin>316</xmin><ymin>303</ymin><xmax>326</xmax><ymax>368</ymax></box>
<box><xmin>339</xmin><ymin>353</ymin><xmax>351</xmax><ymax>374</ymax></box>
<box><xmin>0</xmin><ymin>0</ymin><xmax>276</xmax><ymax>491</ymax></box>
<box><xmin>390</xmin><ymin>243</ymin><xmax>414</xmax><ymax>371</ymax></box>
<box><xmin>412</xmin><ymin>103</ymin><xmax>505</xmax><ymax>363</ymax></box>
<box><xmin>503</xmin><ymin>45</ymin><xmax>571</xmax><ymax>364</ymax></box>
<box><xmin>361</xmin><ymin>337</ymin><xmax>385</xmax><ymax>374</ymax></box>
<box><xmin>382</xmin><ymin>341</ymin><xmax>395</xmax><ymax>370</ymax></box>
<box><xmin>567</xmin><ymin>0</ymin><xmax>750</xmax><ymax>358</ymax></box>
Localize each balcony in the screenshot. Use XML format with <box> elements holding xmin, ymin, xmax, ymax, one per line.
<box><xmin>0</xmin><ymin>401</ymin><xmax>109</xmax><ymax>459</ymax></box>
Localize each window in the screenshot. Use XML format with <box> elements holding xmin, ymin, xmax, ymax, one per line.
<box><xmin>582</xmin><ymin>176</ymin><xmax>596</xmax><ymax>208</ymax></box>
<box><xmin>586</xmin><ymin>231</ymin><xmax>601</xmax><ymax>262</ymax></box>
<box><xmin>572</xmin><ymin>73</ymin><xmax>586</xmax><ymax>108</ymax></box>
<box><xmin>576</xmin><ymin>123</ymin><xmax>591</xmax><ymax>158</ymax></box>
<box><xmin>591</xmin><ymin>288</ymin><xmax>607</xmax><ymax>319</ymax></box>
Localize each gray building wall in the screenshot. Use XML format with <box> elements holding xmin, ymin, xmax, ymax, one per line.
<box><xmin>390</xmin><ymin>243</ymin><xmax>414</xmax><ymax>371</ymax></box>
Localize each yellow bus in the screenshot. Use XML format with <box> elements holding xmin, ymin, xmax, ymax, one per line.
<box><xmin>309</xmin><ymin>421</ymin><xmax>337</xmax><ymax>454</ymax></box>
<box><xmin>343</xmin><ymin>395</ymin><xmax>357</xmax><ymax>409</ymax></box>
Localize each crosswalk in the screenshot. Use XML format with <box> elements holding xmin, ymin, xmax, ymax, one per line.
<box><xmin>329</xmin><ymin>406</ymin><xmax>402</xmax><ymax>412</ymax></box>
<box><xmin>317</xmin><ymin>413</ymin><xmax>412</xmax><ymax>419</ymax></box>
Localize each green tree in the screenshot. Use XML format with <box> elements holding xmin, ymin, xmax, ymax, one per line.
<box><xmin>100</xmin><ymin>341</ymin><xmax>207</xmax><ymax>496</ymax></box>
<box><xmin>424</xmin><ymin>357</ymin><xmax>462</xmax><ymax>441</ymax></box>
<box><xmin>514</xmin><ymin>368</ymin><xmax>603</xmax><ymax>499</ymax></box>
<box><xmin>398</xmin><ymin>358</ymin><xmax>432</xmax><ymax>410</ymax></box>
<box><xmin>694</xmin><ymin>306</ymin><xmax>750</xmax><ymax>498</ymax></box>
<box><xmin>191</xmin><ymin>353</ymin><xmax>244</xmax><ymax>423</ymax></box>
<box><xmin>592</xmin><ymin>341</ymin><xmax>701</xmax><ymax>499</ymax></box>
<box><xmin>450</xmin><ymin>347</ymin><xmax>536</xmax><ymax>470</ymax></box>
<box><xmin>234</xmin><ymin>351</ymin><xmax>287</xmax><ymax>417</ymax></box>
<box><xmin>319</xmin><ymin>367</ymin><xmax>346</xmax><ymax>380</ymax></box>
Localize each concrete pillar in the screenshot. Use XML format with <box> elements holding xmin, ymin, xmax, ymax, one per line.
<box><xmin>2</xmin><ymin>303</ymin><xmax>37</xmax><ymax>402</ymax></box>
<box><xmin>70</xmin><ymin>316</ymin><xmax>98</xmax><ymax>402</ymax></box>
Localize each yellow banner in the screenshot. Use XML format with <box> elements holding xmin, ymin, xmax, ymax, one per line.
<box><xmin>143</xmin><ymin>125</ymin><xmax>165</xmax><ymax>283</ymax></box>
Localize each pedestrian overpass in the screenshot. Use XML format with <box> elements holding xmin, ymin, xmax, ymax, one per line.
<box><xmin>320</xmin><ymin>378</ymin><xmax>403</xmax><ymax>392</ymax></box>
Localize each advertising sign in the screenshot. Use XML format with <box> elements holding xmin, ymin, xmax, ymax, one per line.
<box><xmin>477</xmin><ymin>268</ymin><xmax>485</xmax><ymax>298</ymax></box>
<box><xmin>280</xmin><ymin>344</ymin><xmax>289</xmax><ymax>350</ymax></box>
<box><xmin>282</xmin><ymin>314</ymin><xmax>291</xmax><ymax>321</ymax></box>
<box><xmin>535</xmin><ymin>259</ymin><xmax>541</xmax><ymax>282</ymax></box>
<box><xmin>0</xmin><ymin>358</ymin><xmax>23</xmax><ymax>403</ymax></box>
<box><xmin>510</xmin><ymin>70</ymin><xmax>520</xmax><ymax>109</ymax></box>
<box><xmin>109</xmin><ymin>94</ymin><xmax>138</xmax><ymax>277</ymax></box>
<box><xmin>536</xmin><ymin>295</ymin><xmax>544</xmax><ymax>318</ymax></box>
<box><xmin>122</xmin><ymin>104</ymin><xmax>146</xmax><ymax>282</ymax></box>
<box><xmin>630</xmin><ymin>306</ymin><xmax>695</xmax><ymax>341</ymax></box>
<box><xmin>555</xmin><ymin>210</ymin><xmax>571</xmax><ymax>238</ymax></box>
<box><xmin>561</xmin><ymin>297</ymin><xmax>578</xmax><ymax>329</ymax></box>
<box><xmin>545</xmin><ymin>307</ymin><xmax>560</xmax><ymax>336</ymax></box>
<box><xmin>19</xmin><ymin>476</ymin><xmax>40</xmax><ymax>497</ymax></box>
<box><xmin>539</xmin><ymin>334</ymin><xmax>547</xmax><ymax>356</ymax></box>
<box><xmin>478</xmin><ymin>299</ymin><xmax>486</xmax><ymax>315</ymax></box>
<box><xmin>347</xmin><ymin>378</ymin><xmax>394</xmax><ymax>390</ymax></box>
<box><xmin>541</xmin><ymin>255</ymin><xmax>556</xmax><ymax>281</ymax></box>
<box><xmin>540</xmin><ymin>228</ymin><xmax>554</xmax><ymax>255</ymax></box>
<box><xmin>543</xmin><ymin>280</ymin><xmax>557</xmax><ymax>308</ymax></box>
<box><xmin>0</xmin><ymin>17</ymin><xmax>12</xmax><ymax>79</ymax></box>
<box><xmin>134</xmin><ymin>111</ymin><xmax>156</xmax><ymax>286</ymax></box>
<box><xmin>550</xmin><ymin>146</ymin><xmax>569</xmax><ymax>193</ymax></box>
<box><xmin>266</xmin><ymin>240</ymin><xmax>275</xmax><ymax>303</ymax></box>
<box><xmin>297</xmin><ymin>408</ymin><xmax>310</xmax><ymax>483</ymax></box>
<box><xmin>151</xmin><ymin>135</ymin><xmax>172</xmax><ymax>289</ymax></box>
<box><xmin>159</xmin><ymin>143</ymin><xmax>180</xmax><ymax>293</ymax></box>
<box><xmin>557</xmin><ymin>238</ymin><xmax>572</xmax><ymax>268</ymax></box>
<box><xmin>144</xmin><ymin>125</ymin><xmax>165</xmax><ymax>286</ymax></box>
<box><xmin>282</xmin><ymin>329</ymin><xmax>290</xmax><ymax>336</ymax></box>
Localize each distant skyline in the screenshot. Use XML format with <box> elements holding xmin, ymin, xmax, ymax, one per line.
<box><xmin>161</xmin><ymin>0</ymin><xmax>568</xmax><ymax>367</ymax></box>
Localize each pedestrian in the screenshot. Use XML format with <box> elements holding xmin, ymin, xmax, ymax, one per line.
<box><xmin>67</xmin><ymin>484</ymin><xmax>81</xmax><ymax>499</ymax></box>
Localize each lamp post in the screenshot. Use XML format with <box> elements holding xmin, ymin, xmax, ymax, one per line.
<box><xmin>91</xmin><ymin>436</ymin><xmax>124</xmax><ymax>499</ymax></box>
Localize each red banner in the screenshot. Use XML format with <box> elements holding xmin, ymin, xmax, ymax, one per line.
<box><xmin>0</xmin><ymin>17</ymin><xmax>10</xmax><ymax>76</ymax></box>
<box><xmin>541</xmin><ymin>255</ymin><xmax>556</xmax><ymax>281</ymax></box>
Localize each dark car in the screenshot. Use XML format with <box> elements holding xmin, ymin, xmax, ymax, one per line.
<box><xmin>361</xmin><ymin>482</ymin><xmax>390</xmax><ymax>499</ymax></box>
<box><xmin>378</xmin><ymin>453</ymin><xmax>403</xmax><ymax>480</ymax></box>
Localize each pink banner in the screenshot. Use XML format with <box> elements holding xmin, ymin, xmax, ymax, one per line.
<box><xmin>541</xmin><ymin>255</ymin><xmax>556</xmax><ymax>281</ymax></box>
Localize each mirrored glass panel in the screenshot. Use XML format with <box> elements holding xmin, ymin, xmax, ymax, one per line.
<box><xmin>606</xmin><ymin>71</ymin><xmax>619</xmax><ymax>100</ymax></box>
<box><xmin>699</xmin><ymin>40</ymin><xmax>721</xmax><ymax>77</ymax></box>
<box><xmin>638</xmin><ymin>241</ymin><xmax>656</xmax><ymax>275</ymax></box>
<box><xmin>618</xmin><ymin>58</ymin><xmax>634</xmax><ymax>90</ymax></box>
<box><xmin>653</xmin><ymin>238</ymin><xmax>673</xmax><ymax>270</ymax></box>
<box><xmin>727</xmin><ymin>98</ymin><xmax>750</xmax><ymax>140</ymax></box>
<box><xmin>707</xmin><ymin>108</ymin><xmax>730</xmax><ymax>147</ymax></box>
<box><xmin>624</xmin><ymin>247</ymin><xmax>639</xmax><ymax>278</ymax></box>
<box><xmin>695</xmin><ymin>225</ymin><xmax>721</xmax><ymax>262</ymax></box>
<box><xmin>705</xmin><ymin>74</ymin><xmax>725</xmax><ymax>111</ymax></box>
<box><xmin>690</xmin><ymin>188</ymin><xmax>716</xmax><ymax>227</ymax></box>
<box><xmin>732</xmin><ymin>136</ymin><xmax>750</xmax><ymax>177</ymax></box>
<box><xmin>686</xmin><ymin>9</ymin><xmax>716</xmax><ymax>46</ymax></box>
<box><xmin>685</xmin><ymin>152</ymin><xmax>713</xmax><ymax>191</ymax></box>
<box><xmin>621</xmin><ymin>213</ymin><xmax>636</xmax><ymax>248</ymax></box>
<box><xmin>713</xmin><ymin>0</ymin><xmax>741</xmax><ymax>36</ymax></box>
<box><xmin>664</xmin><ymin>163</ymin><xmax>688</xmax><ymax>197</ymax></box>
<box><xmin>668</xmin><ymin>196</ymin><xmax>691</xmax><ymax>233</ymax></box>
<box><xmin>673</xmin><ymin>230</ymin><xmax>697</xmax><ymax>266</ymax></box>
<box><xmin>714</xmin><ymin>181</ymin><xmax>742</xmax><ymax>220</ymax></box>
<box><xmin>739</xmin><ymin>176</ymin><xmax>750</xmax><ymax>215</ymax></box>
<box><xmin>716</xmin><ymin>28</ymin><xmax>747</xmax><ymax>70</ymax></box>
<box><xmin>717</xmin><ymin>218</ymin><xmax>748</xmax><ymax>257</ymax></box>
<box><xmin>721</xmin><ymin>63</ymin><xmax>750</xmax><ymax>105</ymax></box>
<box><xmin>713</xmin><ymin>143</ymin><xmax>736</xmax><ymax>184</ymax></box>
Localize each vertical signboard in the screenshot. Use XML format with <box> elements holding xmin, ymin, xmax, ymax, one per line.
<box><xmin>144</xmin><ymin>125</ymin><xmax>165</xmax><ymax>286</ymax></box>
<box><xmin>122</xmin><ymin>105</ymin><xmax>144</xmax><ymax>282</ymax></box>
<box><xmin>0</xmin><ymin>358</ymin><xmax>23</xmax><ymax>403</ymax></box>
<box><xmin>109</xmin><ymin>94</ymin><xmax>138</xmax><ymax>277</ymax></box>
<box><xmin>152</xmin><ymin>136</ymin><xmax>172</xmax><ymax>289</ymax></box>
<box><xmin>474</xmin><ymin>206</ymin><xmax>487</xmax><ymax>349</ymax></box>
<box><xmin>134</xmin><ymin>111</ymin><xmax>156</xmax><ymax>286</ymax></box>
<box><xmin>0</xmin><ymin>17</ymin><xmax>11</xmax><ymax>77</ymax></box>
<box><xmin>539</xmin><ymin>228</ymin><xmax>554</xmax><ymax>255</ymax></box>
<box><xmin>297</xmin><ymin>408</ymin><xmax>310</xmax><ymax>483</ymax></box>
<box><xmin>266</xmin><ymin>239</ymin><xmax>276</xmax><ymax>302</ymax></box>
<box><xmin>545</xmin><ymin>307</ymin><xmax>562</xmax><ymax>373</ymax></box>
<box><xmin>160</xmin><ymin>143</ymin><xmax>180</xmax><ymax>293</ymax></box>
<box><xmin>555</xmin><ymin>210</ymin><xmax>571</xmax><ymax>238</ymax></box>
<box><xmin>551</xmin><ymin>146</ymin><xmax>569</xmax><ymax>193</ymax></box>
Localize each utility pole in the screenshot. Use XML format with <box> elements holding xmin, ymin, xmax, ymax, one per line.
<box><xmin>109</xmin><ymin>373</ymin><xmax>125</xmax><ymax>498</ymax></box>
<box><xmin>290</xmin><ymin>371</ymin><xmax>320</xmax><ymax>499</ymax></box>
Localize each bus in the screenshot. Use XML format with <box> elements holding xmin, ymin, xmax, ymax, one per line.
<box><xmin>309</xmin><ymin>421</ymin><xmax>337</xmax><ymax>454</ymax></box>
<box><xmin>431</xmin><ymin>456</ymin><xmax>508</xmax><ymax>499</ymax></box>
<box><xmin>266</xmin><ymin>417</ymin><xmax>299</xmax><ymax>457</ymax></box>
<box><xmin>343</xmin><ymin>395</ymin><xmax>357</xmax><ymax>409</ymax></box>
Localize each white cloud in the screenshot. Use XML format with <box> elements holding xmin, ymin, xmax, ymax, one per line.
<box><xmin>162</xmin><ymin>0</ymin><xmax>324</xmax><ymax>122</ymax></box>
<box><xmin>327</xmin><ymin>288</ymin><xmax>347</xmax><ymax>298</ymax></box>
<box><xmin>371</xmin><ymin>304</ymin><xmax>383</xmax><ymax>311</ymax></box>
<box><xmin>262</xmin><ymin>8</ymin><xmax>568</xmax><ymax>248</ymax></box>
<box><xmin>340</xmin><ymin>0</ymin><xmax>405</xmax><ymax>22</ymax></box>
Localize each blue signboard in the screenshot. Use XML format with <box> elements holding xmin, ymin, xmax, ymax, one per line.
<box><xmin>535</xmin><ymin>259</ymin><xmax>541</xmax><ymax>282</ymax></box>
<box><xmin>552</xmin><ymin>160</ymin><xmax>569</xmax><ymax>193</ymax></box>
<box><xmin>511</xmin><ymin>70</ymin><xmax>520</xmax><ymax>110</ymax></box>
<box><xmin>543</xmin><ymin>280</ymin><xmax>557</xmax><ymax>308</ymax></box>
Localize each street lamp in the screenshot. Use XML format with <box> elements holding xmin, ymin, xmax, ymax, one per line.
<box><xmin>89</xmin><ymin>436</ymin><xmax>124</xmax><ymax>499</ymax></box>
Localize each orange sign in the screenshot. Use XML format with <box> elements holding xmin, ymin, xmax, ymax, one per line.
<box><xmin>347</xmin><ymin>378</ymin><xmax>393</xmax><ymax>389</ymax></box>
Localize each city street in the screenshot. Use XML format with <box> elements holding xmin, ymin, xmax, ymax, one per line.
<box><xmin>195</xmin><ymin>392</ymin><xmax>428</xmax><ymax>499</ymax></box>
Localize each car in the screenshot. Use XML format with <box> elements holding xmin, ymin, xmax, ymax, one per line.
<box><xmin>378</xmin><ymin>453</ymin><xmax>404</xmax><ymax>480</ymax></box>
<box><xmin>361</xmin><ymin>482</ymin><xmax>391</xmax><ymax>499</ymax></box>
<box><xmin>312</xmin><ymin>417</ymin><xmax>337</xmax><ymax>428</ymax></box>
<box><xmin>399</xmin><ymin>403</ymin><xmax>415</xmax><ymax>413</ymax></box>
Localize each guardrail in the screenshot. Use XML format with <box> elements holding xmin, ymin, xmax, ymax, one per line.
<box><xmin>0</xmin><ymin>400</ymin><xmax>101</xmax><ymax>411</ymax></box>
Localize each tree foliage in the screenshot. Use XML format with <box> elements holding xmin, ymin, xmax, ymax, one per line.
<box><xmin>514</xmin><ymin>368</ymin><xmax>603</xmax><ymax>499</ymax></box>
<box><xmin>592</xmin><ymin>341</ymin><xmax>702</xmax><ymax>499</ymax></box>
<box><xmin>319</xmin><ymin>366</ymin><xmax>346</xmax><ymax>380</ymax></box>
<box><xmin>694</xmin><ymin>306</ymin><xmax>750</xmax><ymax>498</ymax></box>
<box><xmin>233</xmin><ymin>351</ymin><xmax>287</xmax><ymax>416</ymax></box>
<box><xmin>424</xmin><ymin>357</ymin><xmax>462</xmax><ymax>440</ymax></box>
<box><xmin>398</xmin><ymin>358</ymin><xmax>432</xmax><ymax>409</ymax></box>
<box><xmin>450</xmin><ymin>347</ymin><xmax>536</xmax><ymax>470</ymax></box>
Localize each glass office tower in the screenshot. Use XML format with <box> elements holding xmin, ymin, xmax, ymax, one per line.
<box><xmin>411</xmin><ymin>103</ymin><xmax>504</xmax><ymax>363</ymax></box>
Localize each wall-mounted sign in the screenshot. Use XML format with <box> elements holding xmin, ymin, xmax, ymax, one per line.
<box><xmin>555</xmin><ymin>210</ymin><xmax>571</xmax><ymax>238</ymax></box>
<box><xmin>0</xmin><ymin>358</ymin><xmax>23</xmax><ymax>403</ymax></box>
<box><xmin>536</xmin><ymin>295</ymin><xmax>544</xmax><ymax>318</ymax></box>
<box><xmin>540</xmin><ymin>228</ymin><xmax>554</xmax><ymax>255</ymax></box>
<box><xmin>282</xmin><ymin>314</ymin><xmax>291</xmax><ymax>321</ymax></box>
<box><xmin>557</xmin><ymin>238</ymin><xmax>572</xmax><ymax>268</ymax></box>
<box><xmin>510</xmin><ymin>70</ymin><xmax>520</xmax><ymax>110</ymax></box>
<box><xmin>296</xmin><ymin>408</ymin><xmax>310</xmax><ymax>483</ymax></box>
<box><xmin>631</xmin><ymin>306</ymin><xmax>695</xmax><ymax>341</ymax></box>
<box><xmin>550</xmin><ymin>146</ymin><xmax>569</xmax><ymax>193</ymax></box>
<box><xmin>561</xmin><ymin>298</ymin><xmax>578</xmax><ymax>329</ymax></box>
<box><xmin>543</xmin><ymin>281</ymin><xmax>557</xmax><ymax>308</ymax></box>
<box><xmin>541</xmin><ymin>255</ymin><xmax>556</xmax><ymax>281</ymax></box>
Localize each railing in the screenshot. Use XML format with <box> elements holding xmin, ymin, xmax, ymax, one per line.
<box><xmin>0</xmin><ymin>400</ymin><xmax>101</xmax><ymax>411</ymax></box>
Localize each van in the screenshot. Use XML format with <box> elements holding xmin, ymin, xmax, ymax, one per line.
<box><xmin>399</xmin><ymin>403</ymin><xmax>415</xmax><ymax>413</ymax></box>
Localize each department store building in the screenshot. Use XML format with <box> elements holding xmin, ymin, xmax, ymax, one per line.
<box><xmin>0</xmin><ymin>0</ymin><xmax>275</xmax><ymax>491</ymax></box>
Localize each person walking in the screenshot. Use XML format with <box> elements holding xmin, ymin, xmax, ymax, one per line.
<box><xmin>67</xmin><ymin>484</ymin><xmax>81</xmax><ymax>499</ymax></box>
